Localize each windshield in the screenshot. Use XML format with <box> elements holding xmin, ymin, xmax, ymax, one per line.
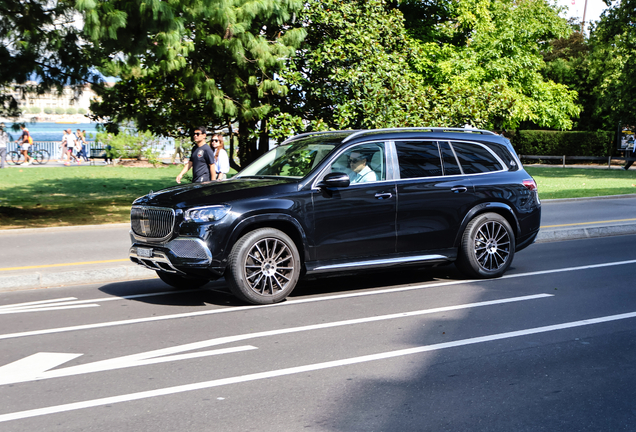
<box><xmin>236</xmin><ymin>140</ymin><xmax>338</xmax><ymax>179</ymax></box>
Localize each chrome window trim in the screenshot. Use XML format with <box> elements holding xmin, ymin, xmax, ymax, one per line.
<box><xmin>310</xmin><ymin>140</ymin><xmax>393</xmax><ymax>190</ymax></box>
<box><xmin>448</xmin><ymin>140</ymin><xmax>508</xmax><ymax>173</ymax></box>
<box><xmin>391</xmin><ymin>139</ymin><xmax>508</xmax><ymax>181</ymax></box>
<box><xmin>342</xmin><ymin>127</ymin><xmax>496</xmax><ymax>143</ymax></box>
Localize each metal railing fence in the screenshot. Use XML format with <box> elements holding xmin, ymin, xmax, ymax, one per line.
<box><xmin>7</xmin><ymin>141</ymin><xmax>99</xmax><ymax>160</ymax></box>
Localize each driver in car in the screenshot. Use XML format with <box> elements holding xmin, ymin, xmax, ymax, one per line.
<box><xmin>348</xmin><ymin>151</ymin><xmax>377</xmax><ymax>183</ymax></box>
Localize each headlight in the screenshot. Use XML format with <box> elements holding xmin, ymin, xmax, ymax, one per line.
<box><xmin>184</xmin><ymin>205</ymin><xmax>231</xmax><ymax>222</ymax></box>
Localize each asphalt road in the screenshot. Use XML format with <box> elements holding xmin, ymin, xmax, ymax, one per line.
<box><xmin>1</xmin><ymin>194</ymin><xmax>636</xmax><ymax>275</ymax></box>
<box><xmin>0</xmin><ymin>234</ymin><xmax>635</xmax><ymax>431</ymax></box>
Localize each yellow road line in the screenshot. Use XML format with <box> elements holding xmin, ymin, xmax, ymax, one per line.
<box><xmin>541</xmin><ymin>218</ymin><xmax>636</xmax><ymax>228</ymax></box>
<box><xmin>4</xmin><ymin>218</ymin><xmax>636</xmax><ymax>271</ymax></box>
<box><xmin>0</xmin><ymin>259</ymin><xmax>129</xmax><ymax>272</ymax></box>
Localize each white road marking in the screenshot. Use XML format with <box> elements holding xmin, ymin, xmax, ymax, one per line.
<box><xmin>0</xmin><ymin>353</ymin><xmax>82</xmax><ymax>381</ymax></box>
<box><xmin>0</xmin><ymin>294</ymin><xmax>551</xmax><ymax>386</ymax></box>
<box><xmin>0</xmin><ymin>346</ymin><xmax>257</xmax><ymax>386</ymax></box>
<box><xmin>2</xmin><ymin>309</ymin><xmax>635</xmax><ymax>423</ymax></box>
<box><xmin>0</xmin><ymin>289</ymin><xmax>203</xmax><ymax>315</ymax></box>
<box><xmin>0</xmin><ymin>304</ymin><xmax>100</xmax><ymax>314</ymax></box>
<box><xmin>1</xmin><ymin>259</ymin><xmax>635</xmax><ymax>341</ymax></box>
<box><xmin>0</xmin><ymin>297</ymin><xmax>78</xmax><ymax>309</ymax></box>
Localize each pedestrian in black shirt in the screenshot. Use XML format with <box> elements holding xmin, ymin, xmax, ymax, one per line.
<box><xmin>176</xmin><ymin>126</ymin><xmax>216</xmax><ymax>183</ymax></box>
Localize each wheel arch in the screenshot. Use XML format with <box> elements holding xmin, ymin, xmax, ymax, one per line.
<box><xmin>454</xmin><ymin>202</ymin><xmax>520</xmax><ymax>248</ymax></box>
<box><xmin>225</xmin><ymin>214</ymin><xmax>309</xmax><ymax>266</ymax></box>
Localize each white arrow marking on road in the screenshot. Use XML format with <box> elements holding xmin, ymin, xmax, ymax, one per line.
<box><xmin>0</xmin><ymin>293</ymin><xmax>552</xmax><ymax>386</ymax></box>
<box><xmin>2</xmin><ymin>309</ymin><xmax>636</xmax><ymax>424</ymax></box>
<box><xmin>0</xmin><ymin>353</ymin><xmax>83</xmax><ymax>381</ymax></box>
<box><xmin>0</xmin><ymin>345</ymin><xmax>257</xmax><ymax>386</ymax></box>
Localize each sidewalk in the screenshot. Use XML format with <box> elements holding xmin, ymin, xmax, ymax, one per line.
<box><xmin>1</xmin><ymin>194</ymin><xmax>635</xmax><ymax>293</ymax></box>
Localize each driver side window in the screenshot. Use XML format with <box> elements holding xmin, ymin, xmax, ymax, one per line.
<box><xmin>328</xmin><ymin>142</ymin><xmax>386</xmax><ymax>184</ymax></box>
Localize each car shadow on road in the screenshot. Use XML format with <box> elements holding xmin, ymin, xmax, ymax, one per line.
<box><xmin>98</xmin><ymin>264</ymin><xmax>470</xmax><ymax>307</ymax></box>
<box><xmin>98</xmin><ymin>278</ymin><xmax>245</xmax><ymax>307</ymax></box>
<box><xmin>291</xmin><ymin>263</ymin><xmax>466</xmax><ymax>299</ymax></box>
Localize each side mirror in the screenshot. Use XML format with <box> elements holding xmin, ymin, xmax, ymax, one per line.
<box><xmin>317</xmin><ymin>172</ymin><xmax>350</xmax><ymax>188</ymax></box>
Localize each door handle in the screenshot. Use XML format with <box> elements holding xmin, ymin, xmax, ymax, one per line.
<box><xmin>451</xmin><ymin>186</ymin><xmax>468</xmax><ymax>193</ymax></box>
<box><xmin>375</xmin><ymin>193</ymin><xmax>393</xmax><ymax>200</ymax></box>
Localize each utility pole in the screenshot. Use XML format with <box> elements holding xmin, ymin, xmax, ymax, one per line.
<box><xmin>581</xmin><ymin>0</ymin><xmax>589</xmax><ymax>34</ymax></box>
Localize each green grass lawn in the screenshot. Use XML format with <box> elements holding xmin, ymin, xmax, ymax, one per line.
<box><xmin>0</xmin><ymin>164</ymin><xmax>635</xmax><ymax>229</ymax></box>
<box><xmin>0</xmin><ymin>165</ymin><xmax>183</xmax><ymax>228</ymax></box>
<box><xmin>526</xmin><ymin>166</ymin><xmax>636</xmax><ymax>199</ymax></box>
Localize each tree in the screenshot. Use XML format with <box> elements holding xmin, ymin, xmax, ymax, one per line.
<box><xmin>0</xmin><ymin>0</ymin><xmax>100</xmax><ymax>118</ymax></box>
<box><xmin>584</xmin><ymin>0</ymin><xmax>636</xmax><ymax>130</ymax></box>
<box><xmin>79</xmin><ymin>0</ymin><xmax>306</xmax><ymax>167</ymax></box>
<box><xmin>276</xmin><ymin>0</ymin><xmax>434</xmax><ymax>133</ymax></box>
<box><xmin>541</xmin><ymin>20</ymin><xmax>596</xmax><ymax>130</ymax></box>
<box><xmin>274</xmin><ymin>0</ymin><xmax>580</xmax><ymax>138</ymax></box>
<box><xmin>66</xmin><ymin>107</ymin><xmax>77</xmax><ymax>115</ymax></box>
<box><xmin>400</xmin><ymin>0</ymin><xmax>580</xmax><ymax>130</ymax></box>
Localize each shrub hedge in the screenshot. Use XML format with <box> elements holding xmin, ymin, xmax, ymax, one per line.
<box><xmin>508</xmin><ymin>130</ymin><xmax>615</xmax><ymax>157</ymax></box>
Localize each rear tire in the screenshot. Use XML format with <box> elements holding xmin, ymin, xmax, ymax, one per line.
<box><xmin>456</xmin><ymin>213</ymin><xmax>515</xmax><ymax>278</ymax></box>
<box><xmin>9</xmin><ymin>151</ymin><xmax>23</xmax><ymax>165</ymax></box>
<box><xmin>156</xmin><ymin>271</ymin><xmax>210</xmax><ymax>289</ymax></box>
<box><xmin>226</xmin><ymin>228</ymin><xmax>301</xmax><ymax>305</ymax></box>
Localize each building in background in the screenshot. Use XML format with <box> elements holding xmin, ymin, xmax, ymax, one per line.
<box><xmin>1</xmin><ymin>82</ymin><xmax>98</xmax><ymax>121</ymax></box>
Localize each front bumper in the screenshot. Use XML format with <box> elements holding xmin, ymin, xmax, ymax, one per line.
<box><xmin>130</xmin><ymin>236</ymin><xmax>213</xmax><ymax>275</ymax></box>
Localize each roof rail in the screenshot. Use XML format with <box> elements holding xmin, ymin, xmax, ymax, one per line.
<box><xmin>280</xmin><ymin>130</ymin><xmax>359</xmax><ymax>146</ymax></box>
<box><xmin>342</xmin><ymin>127</ymin><xmax>496</xmax><ymax>143</ymax></box>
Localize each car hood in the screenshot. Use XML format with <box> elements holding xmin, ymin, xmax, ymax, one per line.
<box><xmin>132</xmin><ymin>177</ymin><xmax>300</xmax><ymax>209</ymax></box>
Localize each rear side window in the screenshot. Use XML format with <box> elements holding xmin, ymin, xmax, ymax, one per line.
<box><xmin>451</xmin><ymin>142</ymin><xmax>503</xmax><ymax>174</ymax></box>
<box><xmin>395</xmin><ymin>141</ymin><xmax>442</xmax><ymax>178</ymax></box>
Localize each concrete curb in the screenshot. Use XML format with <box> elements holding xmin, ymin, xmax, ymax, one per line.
<box><xmin>535</xmin><ymin>223</ymin><xmax>636</xmax><ymax>243</ymax></box>
<box><xmin>0</xmin><ymin>265</ymin><xmax>156</xmax><ymax>292</ymax></box>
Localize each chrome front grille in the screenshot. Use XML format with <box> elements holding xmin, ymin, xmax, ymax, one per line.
<box><xmin>131</xmin><ymin>206</ymin><xmax>175</xmax><ymax>240</ymax></box>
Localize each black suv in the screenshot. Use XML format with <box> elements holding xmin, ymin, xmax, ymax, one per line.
<box><xmin>130</xmin><ymin>128</ymin><xmax>540</xmax><ymax>304</ymax></box>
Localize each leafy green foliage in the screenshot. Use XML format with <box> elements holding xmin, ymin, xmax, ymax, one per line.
<box><xmin>583</xmin><ymin>0</ymin><xmax>636</xmax><ymax>130</ymax></box>
<box><xmin>79</xmin><ymin>0</ymin><xmax>307</xmax><ymax>167</ymax></box>
<box><xmin>96</xmin><ymin>130</ymin><xmax>165</xmax><ymax>165</ymax></box>
<box><xmin>407</xmin><ymin>0</ymin><xmax>580</xmax><ymax>130</ymax></box>
<box><xmin>0</xmin><ymin>0</ymin><xmax>101</xmax><ymax>118</ymax></box>
<box><xmin>511</xmin><ymin>130</ymin><xmax>614</xmax><ymax>157</ymax></box>
<box><xmin>272</xmin><ymin>0</ymin><xmax>581</xmax><ymax>141</ymax></box>
<box><xmin>278</xmin><ymin>0</ymin><xmax>432</xmax><ymax>133</ymax></box>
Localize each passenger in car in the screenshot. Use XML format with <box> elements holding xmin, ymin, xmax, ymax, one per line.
<box><xmin>349</xmin><ymin>151</ymin><xmax>377</xmax><ymax>183</ymax></box>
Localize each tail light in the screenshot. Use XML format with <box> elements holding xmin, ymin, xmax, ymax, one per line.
<box><xmin>523</xmin><ymin>179</ymin><xmax>537</xmax><ymax>191</ymax></box>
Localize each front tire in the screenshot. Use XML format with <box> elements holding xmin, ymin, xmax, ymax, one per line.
<box><xmin>36</xmin><ymin>149</ymin><xmax>50</xmax><ymax>164</ymax></box>
<box><xmin>226</xmin><ymin>228</ymin><xmax>301</xmax><ymax>305</ymax></box>
<box><xmin>156</xmin><ymin>271</ymin><xmax>210</xmax><ymax>289</ymax></box>
<box><xmin>456</xmin><ymin>213</ymin><xmax>515</xmax><ymax>278</ymax></box>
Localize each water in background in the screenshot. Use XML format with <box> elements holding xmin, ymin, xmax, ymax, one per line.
<box><xmin>4</xmin><ymin>121</ymin><xmax>176</xmax><ymax>158</ymax></box>
<box><xmin>5</xmin><ymin>122</ymin><xmax>99</xmax><ymax>142</ymax></box>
